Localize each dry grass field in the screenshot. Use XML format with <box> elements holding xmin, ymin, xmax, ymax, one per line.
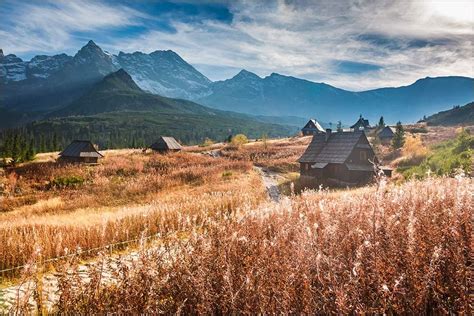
<box><xmin>10</xmin><ymin>176</ymin><xmax>473</xmax><ymax>314</ymax></box>
<box><xmin>0</xmin><ymin>151</ymin><xmax>265</xmax><ymax>275</ymax></box>
<box><xmin>1</xmin><ymin>128</ymin><xmax>472</xmax><ymax>314</ymax></box>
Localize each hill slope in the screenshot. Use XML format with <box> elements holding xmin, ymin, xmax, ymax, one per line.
<box><xmin>30</xmin><ymin>69</ymin><xmax>296</xmax><ymax>147</ymax></box>
<box><xmin>423</xmin><ymin>102</ymin><xmax>474</xmax><ymax>126</ymax></box>
<box><xmin>51</xmin><ymin>69</ymin><xmax>216</xmax><ymax>117</ymax></box>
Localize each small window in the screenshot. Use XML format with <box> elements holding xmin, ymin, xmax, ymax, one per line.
<box><xmin>360</xmin><ymin>151</ymin><xmax>367</xmax><ymax>161</ymax></box>
<box><xmin>305</xmin><ymin>163</ymin><xmax>309</xmax><ymax>171</ymax></box>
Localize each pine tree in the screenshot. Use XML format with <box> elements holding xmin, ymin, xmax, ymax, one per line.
<box><xmin>336</xmin><ymin>121</ymin><xmax>343</xmax><ymax>132</ymax></box>
<box><xmin>3</xmin><ymin>133</ymin><xmax>12</xmax><ymax>158</ymax></box>
<box><xmin>392</xmin><ymin>121</ymin><xmax>405</xmax><ymax>149</ymax></box>
<box><xmin>39</xmin><ymin>135</ymin><xmax>46</xmax><ymax>153</ymax></box>
<box><xmin>11</xmin><ymin>133</ymin><xmax>22</xmax><ymax>164</ymax></box>
<box><xmin>52</xmin><ymin>133</ymin><xmax>58</xmax><ymax>151</ymax></box>
<box><xmin>378</xmin><ymin>116</ymin><xmax>385</xmax><ymax>129</ymax></box>
<box><xmin>26</xmin><ymin>138</ymin><xmax>36</xmax><ymax>161</ymax></box>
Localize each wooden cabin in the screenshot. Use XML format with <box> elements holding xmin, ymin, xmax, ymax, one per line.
<box><xmin>350</xmin><ymin>115</ymin><xmax>371</xmax><ymax>131</ymax></box>
<box><xmin>298</xmin><ymin>129</ymin><xmax>382</xmax><ymax>187</ymax></box>
<box><xmin>58</xmin><ymin>140</ymin><xmax>103</xmax><ymax>164</ymax></box>
<box><xmin>377</xmin><ymin>126</ymin><xmax>396</xmax><ymax>144</ymax></box>
<box><xmin>150</xmin><ymin>136</ymin><xmax>182</xmax><ymax>153</ymax></box>
<box><xmin>301</xmin><ymin>119</ymin><xmax>325</xmax><ymax>136</ymax></box>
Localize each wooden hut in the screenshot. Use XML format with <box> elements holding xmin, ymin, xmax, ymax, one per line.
<box><xmin>150</xmin><ymin>136</ymin><xmax>182</xmax><ymax>153</ymax></box>
<box><xmin>298</xmin><ymin>129</ymin><xmax>380</xmax><ymax>186</ymax></box>
<box><xmin>377</xmin><ymin>126</ymin><xmax>396</xmax><ymax>144</ymax></box>
<box><xmin>59</xmin><ymin>140</ymin><xmax>103</xmax><ymax>163</ymax></box>
<box><xmin>301</xmin><ymin>119</ymin><xmax>325</xmax><ymax>136</ymax></box>
<box><xmin>350</xmin><ymin>115</ymin><xmax>371</xmax><ymax>131</ymax></box>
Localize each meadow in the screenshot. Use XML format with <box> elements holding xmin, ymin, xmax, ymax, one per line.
<box><xmin>1</xmin><ymin>125</ymin><xmax>472</xmax><ymax>314</ymax></box>
<box><xmin>10</xmin><ymin>176</ymin><xmax>473</xmax><ymax>314</ymax></box>
<box><xmin>0</xmin><ymin>151</ymin><xmax>265</xmax><ymax>275</ymax></box>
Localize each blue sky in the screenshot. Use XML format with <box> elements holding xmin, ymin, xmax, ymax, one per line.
<box><xmin>1</xmin><ymin>0</ymin><xmax>472</xmax><ymax>90</ymax></box>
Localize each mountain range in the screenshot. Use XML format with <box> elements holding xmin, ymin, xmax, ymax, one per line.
<box><xmin>23</xmin><ymin>68</ymin><xmax>296</xmax><ymax>147</ymax></box>
<box><xmin>1</xmin><ymin>40</ymin><xmax>473</xmax><ymax>129</ymax></box>
<box><xmin>199</xmin><ymin>71</ymin><xmax>473</xmax><ymax>124</ymax></box>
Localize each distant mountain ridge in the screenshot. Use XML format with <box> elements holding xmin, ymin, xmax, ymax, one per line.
<box><xmin>198</xmin><ymin>71</ymin><xmax>474</xmax><ymax>124</ymax></box>
<box><xmin>1</xmin><ymin>41</ymin><xmax>473</xmax><ymax>126</ymax></box>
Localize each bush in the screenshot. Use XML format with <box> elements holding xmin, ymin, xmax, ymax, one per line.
<box><xmin>50</xmin><ymin>175</ymin><xmax>85</xmax><ymax>189</ymax></box>
<box><xmin>231</xmin><ymin>134</ymin><xmax>249</xmax><ymax>147</ymax></box>
<box><xmin>407</xmin><ymin>127</ymin><xmax>428</xmax><ymax>134</ymax></box>
<box><xmin>222</xmin><ymin>170</ymin><xmax>233</xmax><ymax>178</ymax></box>
<box><xmin>199</xmin><ymin>138</ymin><xmax>215</xmax><ymax>147</ymax></box>
<box><xmin>398</xmin><ymin>135</ymin><xmax>429</xmax><ymax>166</ymax></box>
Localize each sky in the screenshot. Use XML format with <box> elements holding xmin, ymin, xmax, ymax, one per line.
<box><xmin>1</xmin><ymin>0</ymin><xmax>472</xmax><ymax>91</ymax></box>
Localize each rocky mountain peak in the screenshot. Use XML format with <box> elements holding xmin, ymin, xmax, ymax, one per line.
<box><xmin>234</xmin><ymin>69</ymin><xmax>261</xmax><ymax>80</ymax></box>
<box><xmin>86</xmin><ymin>40</ymin><xmax>99</xmax><ymax>48</ymax></box>
<box><xmin>0</xmin><ymin>49</ymin><xmax>4</xmax><ymax>58</ymax></box>
<box><xmin>109</xmin><ymin>68</ymin><xmax>133</xmax><ymax>82</ymax></box>
<box><xmin>76</xmin><ymin>40</ymin><xmax>105</xmax><ymax>56</ymax></box>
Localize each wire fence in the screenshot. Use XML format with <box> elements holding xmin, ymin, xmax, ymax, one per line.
<box><xmin>0</xmin><ymin>232</ymin><xmax>163</xmax><ymax>279</ymax></box>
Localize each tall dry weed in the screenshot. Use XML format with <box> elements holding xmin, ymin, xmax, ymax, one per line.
<box><xmin>23</xmin><ymin>176</ymin><xmax>472</xmax><ymax>314</ymax></box>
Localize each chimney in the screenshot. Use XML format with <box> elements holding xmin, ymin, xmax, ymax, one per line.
<box><xmin>325</xmin><ymin>128</ymin><xmax>332</xmax><ymax>142</ymax></box>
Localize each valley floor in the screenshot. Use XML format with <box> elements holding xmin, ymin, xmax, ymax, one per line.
<box><xmin>0</xmin><ymin>126</ymin><xmax>472</xmax><ymax>314</ymax></box>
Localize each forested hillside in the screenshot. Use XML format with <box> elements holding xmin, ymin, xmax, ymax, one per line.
<box><xmin>423</xmin><ymin>102</ymin><xmax>474</xmax><ymax>126</ymax></box>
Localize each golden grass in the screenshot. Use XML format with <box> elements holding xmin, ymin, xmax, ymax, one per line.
<box><xmin>17</xmin><ymin>176</ymin><xmax>472</xmax><ymax>314</ymax></box>
<box><xmin>219</xmin><ymin>136</ymin><xmax>311</xmax><ymax>173</ymax></box>
<box><xmin>0</xmin><ymin>152</ymin><xmax>266</xmax><ymax>274</ymax></box>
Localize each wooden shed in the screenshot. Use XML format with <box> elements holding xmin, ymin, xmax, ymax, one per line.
<box><xmin>301</xmin><ymin>119</ymin><xmax>325</xmax><ymax>136</ymax></box>
<box><xmin>150</xmin><ymin>136</ymin><xmax>182</xmax><ymax>153</ymax></box>
<box><xmin>59</xmin><ymin>140</ymin><xmax>103</xmax><ymax>164</ymax></box>
<box><xmin>298</xmin><ymin>129</ymin><xmax>380</xmax><ymax>187</ymax></box>
<box><xmin>377</xmin><ymin>126</ymin><xmax>396</xmax><ymax>144</ymax></box>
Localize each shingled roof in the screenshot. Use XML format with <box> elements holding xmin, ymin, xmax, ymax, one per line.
<box><xmin>59</xmin><ymin>140</ymin><xmax>103</xmax><ymax>158</ymax></box>
<box><xmin>350</xmin><ymin>115</ymin><xmax>370</xmax><ymax>129</ymax></box>
<box><xmin>150</xmin><ymin>136</ymin><xmax>182</xmax><ymax>151</ymax></box>
<box><xmin>377</xmin><ymin>126</ymin><xmax>396</xmax><ymax>138</ymax></box>
<box><xmin>298</xmin><ymin>131</ymin><xmax>364</xmax><ymax>164</ymax></box>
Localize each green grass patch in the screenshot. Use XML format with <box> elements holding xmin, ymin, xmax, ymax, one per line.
<box><xmin>399</xmin><ymin>130</ymin><xmax>473</xmax><ymax>179</ymax></box>
<box><xmin>50</xmin><ymin>175</ymin><xmax>85</xmax><ymax>189</ymax></box>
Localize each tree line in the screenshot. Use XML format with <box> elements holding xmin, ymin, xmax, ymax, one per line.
<box><xmin>0</xmin><ymin>130</ymin><xmax>62</xmax><ymax>165</ymax></box>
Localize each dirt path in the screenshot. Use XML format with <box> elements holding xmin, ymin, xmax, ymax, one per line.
<box><xmin>0</xmin><ymin>250</ymin><xmax>141</xmax><ymax>313</ymax></box>
<box><xmin>254</xmin><ymin>166</ymin><xmax>284</xmax><ymax>202</ymax></box>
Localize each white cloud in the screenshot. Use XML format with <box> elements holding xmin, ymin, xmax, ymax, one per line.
<box><xmin>2</xmin><ymin>0</ymin><xmax>473</xmax><ymax>90</ymax></box>
<box><xmin>108</xmin><ymin>0</ymin><xmax>473</xmax><ymax>90</ymax></box>
<box><xmin>0</xmin><ymin>0</ymin><xmax>145</xmax><ymax>54</ymax></box>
